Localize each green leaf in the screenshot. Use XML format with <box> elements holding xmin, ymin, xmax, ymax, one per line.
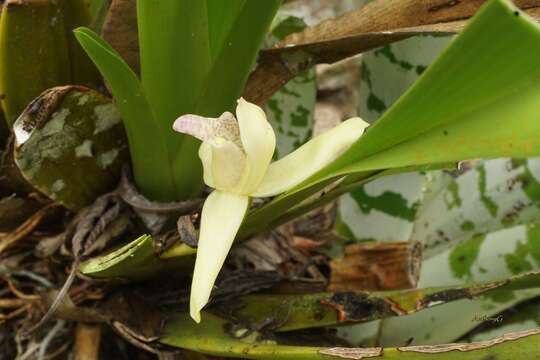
<box><xmin>199</xmin><ymin>0</ymin><xmax>282</xmax><ymax>117</ymax></box>
<box><xmin>136</xmin><ymin>0</ymin><xmax>211</xmax><ymax>199</ymax></box>
<box><xmin>229</xmin><ymin>270</ymin><xmax>540</xmax><ymax>331</ymax></box>
<box><xmin>0</xmin><ymin>0</ymin><xmax>101</xmax><ymax>127</ymax></box>
<box><xmin>240</xmin><ymin>164</ymin><xmax>450</xmax><ymax>239</ymax></box>
<box><xmin>313</xmin><ymin>0</ymin><xmax>540</xmax><ymax>183</ymax></box>
<box><xmin>160</xmin><ymin>307</ymin><xmax>540</xmax><ymax>359</ymax></box>
<box><xmin>337</xmin><ymin>34</ymin><xmax>453</xmax><ymax>243</ymax></box>
<box><xmin>74</xmin><ymin>27</ymin><xmax>174</xmax><ymax>201</ymax></box>
<box><xmin>161</xmin><ymin>312</ymin><xmax>327</xmax><ymax>360</ymax></box>
<box><xmin>79</xmin><ymin>234</ymin><xmax>195</xmax><ymax>280</ymax></box>
<box><xmin>206</xmin><ymin>0</ymin><xmax>246</xmax><ymax>60</ymax></box>
<box><xmin>243</xmin><ymin>0</ymin><xmax>540</xmax><ymax>237</ymax></box>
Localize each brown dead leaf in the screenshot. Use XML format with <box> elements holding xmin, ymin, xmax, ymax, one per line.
<box><xmin>101</xmin><ymin>0</ymin><xmax>139</xmax><ymax>73</ymax></box>
<box><xmin>244</xmin><ymin>1</ymin><xmax>540</xmax><ymax>105</ymax></box>
<box><xmin>319</xmin><ymin>347</ymin><xmax>383</xmax><ymax>359</ymax></box>
<box><xmin>328</xmin><ymin>241</ymin><xmax>421</xmax><ymax>292</ymax></box>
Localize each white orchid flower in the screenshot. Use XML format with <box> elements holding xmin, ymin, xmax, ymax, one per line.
<box><xmin>173</xmin><ymin>98</ymin><xmax>369</xmax><ymax>323</ymax></box>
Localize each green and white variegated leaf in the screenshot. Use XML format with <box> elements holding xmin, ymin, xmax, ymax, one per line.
<box><xmin>274</xmin><ymin>0</ymin><xmax>363</xmax><ymax>28</ymax></box>
<box><xmin>358</xmin><ymin>35</ymin><xmax>454</xmax><ymax>123</ymax></box>
<box><xmin>266</xmin><ymin>70</ymin><xmax>316</xmax><ymax>159</ymax></box>
<box><xmin>337</xmin><ymin>35</ymin><xmax>453</xmax><ymax>242</ymax></box>
<box><xmin>338</xmin><ymin>172</ymin><xmax>425</xmax><ymax>242</ymax></box>
<box><xmin>372</xmin><ymin>223</ymin><xmax>540</xmax><ymax>346</ymax></box>
<box><xmin>414</xmin><ymin>158</ymin><xmax>540</xmax><ymax>258</ymax></box>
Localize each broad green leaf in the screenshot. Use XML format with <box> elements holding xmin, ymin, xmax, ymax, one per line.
<box><xmin>206</xmin><ymin>0</ymin><xmax>246</xmax><ymax>60</ymax></box>
<box><xmin>0</xmin><ymin>0</ymin><xmax>76</xmax><ymax>126</ymax></box>
<box><xmin>221</xmin><ymin>270</ymin><xmax>540</xmax><ymax>332</ymax></box>
<box><xmin>79</xmin><ymin>234</ymin><xmax>195</xmax><ymax>280</ymax></box>
<box><xmin>199</xmin><ymin>0</ymin><xmax>282</xmax><ymax>117</ymax></box>
<box><xmin>239</xmin><ymin>171</ymin><xmax>379</xmax><ymax>239</ymax></box>
<box><xmin>162</xmin><ymin>312</ymin><xmax>323</xmax><ymax>360</ymax></box>
<box><xmin>137</xmin><ymin>0</ymin><xmax>210</xmax><ymax>199</ymax></box>
<box><xmin>337</xmin><ymin>34</ymin><xmax>453</xmax><ymax>243</ymax></box>
<box><xmin>243</xmin><ymin>0</ymin><xmax>540</xmax><ymax>237</ymax></box>
<box><xmin>74</xmin><ymin>28</ymin><xmax>174</xmax><ymax>201</ymax></box>
<box><xmin>240</xmin><ymin>164</ymin><xmax>450</xmax><ymax>239</ymax></box>
<box><xmin>160</xmin><ymin>305</ymin><xmax>540</xmax><ymax>359</ymax></box>
<box><xmin>59</xmin><ymin>0</ymin><xmax>99</xmax><ymax>87</ymax></box>
<box><xmin>313</xmin><ymin>0</ymin><xmax>540</xmax><ymax>182</ymax></box>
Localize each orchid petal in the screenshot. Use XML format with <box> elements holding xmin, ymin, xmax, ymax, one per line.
<box><xmin>190</xmin><ymin>191</ymin><xmax>249</xmax><ymax>323</ymax></box>
<box><xmin>234</xmin><ymin>98</ymin><xmax>276</xmax><ymax>194</ymax></box>
<box><xmin>173</xmin><ymin>112</ymin><xmax>242</xmax><ymax>147</ymax></box>
<box><xmin>198</xmin><ymin>142</ymin><xmax>215</xmax><ymax>188</ymax></box>
<box><xmin>210</xmin><ymin>139</ymin><xmax>246</xmax><ymax>191</ymax></box>
<box><xmin>252</xmin><ymin>117</ymin><xmax>370</xmax><ymax>197</ymax></box>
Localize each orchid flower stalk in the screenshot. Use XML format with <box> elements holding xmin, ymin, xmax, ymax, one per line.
<box><xmin>173</xmin><ymin>99</ymin><xmax>369</xmax><ymax>323</ymax></box>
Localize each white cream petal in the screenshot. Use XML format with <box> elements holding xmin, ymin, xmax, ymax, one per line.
<box><xmin>198</xmin><ymin>142</ymin><xmax>215</xmax><ymax>188</ymax></box>
<box><xmin>234</xmin><ymin>98</ymin><xmax>276</xmax><ymax>194</ymax></box>
<box><xmin>173</xmin><ymin>112</ymin><xmax>242</xmax><ymax>147</ymax></box>
<box><xmin>210</xmin><ymin>139</ymin><xmax>246</xmax><ymax>191</ymax></box>
<box><xmin>190</xmin><ymin>191</ymin><xmax>249</xmax><ymax>323</ymax></box>
<box><xmin>252</xmin><ymin>117</ymin><xmax>369</xmax><ymax>197</ymax></box>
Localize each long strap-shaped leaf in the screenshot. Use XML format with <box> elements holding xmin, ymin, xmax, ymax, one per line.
<box><xmin>161</xmin><ymin>312</ymin><xmax>540</xmax><ymax>359</ymax></box>
<box><xmin>316</xmin><ymin>0</ymin><xmax>540</xmax><ymax>183</ymax></box>
<box><xmin>242</xmin><ymin>0</ymin><xmax>540</xmax><ymax>237</ymax></box>
<box><xmin>198</xmin><ymin>0</ymin><xmax>282</xmax><ymax>117</ymax></box>
<box><xmin>136</xmin><ymin>0</ymin><xmax>211</xmax><ymax>199</ymax></box>
<box><xmin>74</xmin><ymin>28</ymin><xmax>174</xmax><ymax>201</ymax></box>
<box><xmin>227</xmin><ymin>270</ymin><xmax>540</xmax><ymax>332</ymax></box>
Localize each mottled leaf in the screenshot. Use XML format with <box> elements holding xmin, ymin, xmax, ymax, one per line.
<box><xmin>13</xmin><ymin>86</ymin><xmax>128</xmax><ymax>210</ymax></box>
<box><xmin>414</xmin><ymin>158</ymin><xmax>540</xmax><ymax>258</ymax></box>
<box><xmin>373</xmin><ymin>223</ymin><xmax>540</xmax><ymax>346</ymax></box>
